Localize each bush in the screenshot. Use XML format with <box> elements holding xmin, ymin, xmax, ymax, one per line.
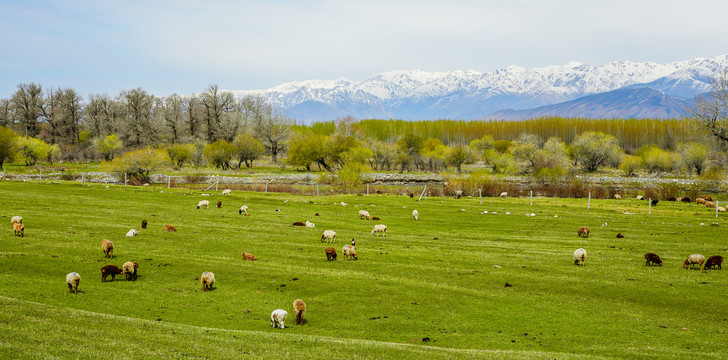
<box><xmin>95</xmin><ymin>134</ymin><xmax>123</xmax><ymax>161</ymax></box>
<box><xmin>203</xmin><ymin>140</ymin><xmax>234</xmax><ymax>170</ymax></box>
<box><xmin>642</xmin><ymin>147</ymin><xmax>678</xmax><ymax>173</ymax></box>
<box><xmin>16</xmin><ymin>136</ymin><xmax>52</xmax><ymax>166</ymax></box>
<box><xmin>166</xmin><ymin>143</ymin><xmax>194</xmax><ymax>170</ymax></box>
<box><xmin>572</xmin><ymin>131</ymin><xmax>622</xmax><ymax>172</ymax></box>
<box><xmin>103</xmin><ymin>147</ymin><xmax>170</xmax><ymax>183</ymax></box>
<box><xmin>619</xmin><ymin>155</ymin><xmax>643</xmax><ymax>176</ymax></box>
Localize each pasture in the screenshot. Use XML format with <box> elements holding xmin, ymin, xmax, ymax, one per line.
<box><xmin>0</xmin><ymin>182</ymin><xmax>726</xmax><ymax>359</ymax></box>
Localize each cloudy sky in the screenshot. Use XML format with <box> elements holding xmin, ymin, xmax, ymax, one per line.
<box><xmin>1</xmin><ymin>0</ymin><xmax>727</xmax><ymax>98</ymax></box>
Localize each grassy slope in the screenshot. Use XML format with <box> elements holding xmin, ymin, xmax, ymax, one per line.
<box><xmin>0</xmin><ymin>182</ymin><xmax>726</xmax><ymax>359</ymax></box>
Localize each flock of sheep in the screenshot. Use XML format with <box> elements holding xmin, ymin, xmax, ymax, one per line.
<box><xmin>8</xmin><ymin>187</ymin><xmax>725</xmax><ymax>331</ymax></box>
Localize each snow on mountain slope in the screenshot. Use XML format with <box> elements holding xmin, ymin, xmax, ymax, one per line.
<box><xmin>231</xmin><ymin>54</ymin><xmax>728</xmax><ymax>122</ymax></box>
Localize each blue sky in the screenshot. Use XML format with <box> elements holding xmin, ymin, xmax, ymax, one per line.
<box><xmin>1</xmin><ymin>0</ymin><xmax>727</xmax><ymax>99</ymax></box>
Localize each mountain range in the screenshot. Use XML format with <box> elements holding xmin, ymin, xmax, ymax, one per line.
<box><xmin>235</xmin><ymin>54</ymin><xmax>728</xmax><ymax>123</ymax></box>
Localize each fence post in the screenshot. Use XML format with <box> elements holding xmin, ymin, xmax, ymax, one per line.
<box><xmin>479</xmin><ymin>189</ymin><xmax>482</xmax><ymax>205</ymax></box>
<box><xmin>82</xmin><ymin>173</ymin><xmax>85</xmax><ymax>185</ymax></box>
<box><xmin>215</xmin><ymin>176</ymin><xmax>218</xmax><ymax>191</ymax></box>
<box><xmin>366</xmin><ymin>184</ymin><xmax>369</xmax><ymax>196</ymax></box>
<box><xmin>530</xmin><ymin>190</ymin><xmax>533</xmax><ymax>206</ymax></box>
<box><xmin>168</xmin><ymin>176</ymin><xmax>171</xmax><ymax>189</ymax></box>
<box><xmin>649</xmin><ymin>198</ymin><xmax>651</xmax><ymax>215</ymax></box>
<box><xmin>717</xmin><ymin>201</ymin><xmax>719</xmax><ymax>218</ymax></box>
<box><xmin>316</xmin><ymin>185</ymin><xmax>319</xmax><ymax>197</ymax></box>
<box><xmin>418</xmin><ymin>186</ymin><xmax>427</xmax><ymax>202</ymax></box>
<box><xmin>39</xmin><ymin>170</ymin><xmax>42</xmax><ymax>183</ymax></box>
<box><xmin>265</xmin><ymin>181</ymin><xmax>268</xmax><ymax>194</ymax></box>
<box><xmin>587</xmin><ymin>192</ymin><xmax>591</xmax><ymax>209</ymax></box>
<box><xmin>124</xmin><ymin>173</ymin><xmax>127</xmax><ymax>186</ymax></box>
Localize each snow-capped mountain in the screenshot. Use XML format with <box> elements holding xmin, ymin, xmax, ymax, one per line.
<box><xmin>234</xmin><ymin>54</ymin><xmax>728</xmax><ymax>122</ymax></box>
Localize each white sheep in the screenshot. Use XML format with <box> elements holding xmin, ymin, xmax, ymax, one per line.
<box><xmin>636</xmin><ymin>195</ymin><xmax>644</xmax><ymax>200</ymax></box>
<box><xmin>11</xmin><ymin>216</ymin><xmax>22</xmax><ymax>225</ymax></box>
<box><xmin>614</xmin><ymin>194</ymin><xmax>622</xmax><ymax>199</ymax></box>
<box><xmin>271</xmin><ymin>309</ymin><xmax>288</xmax><ymax>329</ymax></box>
<box><xmin>500</xmin><ymin>192</ymin><xmax>508</xmax><ymax>198</ymax></box>
<box><xmin>412</xmin><ymin>209</ymin><xmax>419</xmax><ymax>221</ymax></box>
<box><xmin>201</xmin><ymin>271</ymin><xmax>215</xmax><ymax>291</ymax></box>
<box><xmin>239</xmin><ymin>205</ymin><xmax>249</xmax><ymax>215</ymax></box>
<box><xmin>305</xmin><ymin>220</ymin><xmax>315</xmax><ymax>228</ymax></box>
<box><xmin>343</xmin><ymin>244</ymin><xmax>358</xmax><ymax>261</ymax></box>
<box><xmin>358</xmin><ymin>209</ymin><xmax>371</xmax><ymax>220</ymax></box>
<box><xmin>197</xmin><ymin>200</ymin><xmax>210</xmax><ymax>209</ymax></box>
<box><xmin>321</xmin><ymin>230</ymin><xmax>336</xmax><ymax>243</ymax></box>
<box><xmin>125</xmin><ymin>229</ymin><xmax>137</xmax><ymax>237</ymax></box>
<box><xmin>66</xmin><ymin>272</ymin><xmax>80</xmax><ymax>294</ymax></box>
<box><xmin>683</xmin><ymin>254</ymin><xmax>706</xmax><ymax>271</ymax></box>
<box><xmin>371</xmin><ymin>224</ymin><xmax>387</xmax><ymax>237</ymax></box>
<box><xmin>719</xmin><ymin>207</ymin><xmax>726</xmax><ymax>212</ymax></box>
<box><xmin>222</xmin><ymin>189</ymin><xmax>232</xmax><ymax>195</ymax></box>
<box><xmin>574</xmin><ymin>248</ymin><xmax>587</xmax><ymax>266</ymax></box>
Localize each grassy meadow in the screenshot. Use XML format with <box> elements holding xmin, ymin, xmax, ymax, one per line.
<box><xmin>0</xmin><ymin>181</ymin><xmax>726</xmax><ymax>359</ymax></box>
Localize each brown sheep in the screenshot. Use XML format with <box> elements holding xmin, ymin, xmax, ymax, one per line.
<box><xmin>667</xmin><ymin>197</ymin><xmax>677</xmax><ymax>201</ymax></box>
<box><xmin>680</xmin><ymin>197</ymin><xmax>691</xmax><ymax>202</ymax></box>
<box><xmin>315</xmin><ymin>213</ymin><xmax>320</xmax><ymax>216</ymax></box>
<box><xmin>577</xmin><ymin>226</ymin><xmax>590</xmax><ymax>238</ymax></box>
<box><xmin>216</xmin><ymin>200</ymin><xmax>222</xmax><ymax>208</ymax></box>
<box><xmin>241</xmin><ymin>252</ymin><xmax>258</xmax><ymax>261</ymax></box>
<box><xmin>703</xmin><ymin>195</ymin><xmax>714</xmax><ymax>202</ymax></box>
<box><xmin>122</xmin><ymin>261</ymin><xmax>139</xmax><ymax>281</ymax></box>
<box><xmin>705</xmin><ymin>255</ymin><xmax>723</xmax><ymax>270</ymax></box>
<box><xmin>101</xmin><ymin>239</ymin><xmax>114</xmax><ymax>258</ymax></box>
<box><xmin>12</xmin><ymin>223</ymin><xmax>24</xmax><ymax>237</ymax></box>
<box><xmin>371</xmin><ymin>216</ymin><xmax>381</xmax><ymax>221</ymax></box>
<box><xmin>293</xmin><ymin>299</ymin><xmax>306</xmax><ymax>325</ymax></box>
<box><xmin>101</xmin><ymin>265</ymin><xmax>123</xmax><ymax>282</ymax></box>
<box><xmin>705</xmin><ymin>201</ymin><xmax>717</xmax><ymax>209</ymax></box>
<box><xmin>292</xmin><ymin>222</ymin><xmax>305</xmax><ymax>226</ymax></box>
<box><xmin>644</xmin><ymin>253</ymin><xmax>662</xmax><ymax>266</ymax></box>
<box><xmin>164</xmin><ymin>224</ymin><xmax>177</xmax><ymax>232</ymax></box>
<box><xmin>325</xmin><ymin>247</ymin><xmax>337</xmax><ymax>261</ymax></box>
<box><xmin>616</xmin><ymin>233</ymin><xmax>625</xmax><ymax>238</ymax></box>
<box><xmin>141</xmin><ymin>219</ymin><xmax>147</xmax><ymax>229</ymax></box>
<box><xmin>696</xmin><ymin>198</ymin><xmax>706</xmax><ymax>204</ymax></box>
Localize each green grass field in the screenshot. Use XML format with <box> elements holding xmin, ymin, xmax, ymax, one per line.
<box><xmin>1</xmin><ymin>182</ymin><xmax>726</xmax><ymax>359</ymax></box>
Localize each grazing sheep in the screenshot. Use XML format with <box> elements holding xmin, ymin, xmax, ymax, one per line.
<box><xmin>577</xmin><ymin>226</ymin><xmax>590</xmax><ymax>238</ymax></box>
<box><xmin>358</xmin><ymin>210</ymin><xmax>371</xmax><ymax>220</ymax></box>
<box><xmin>122</xmin><ymin>261</ymin><xmax>139</xmax><ymax>281</ymax></box>
<box><xmin>455</xmin><ymin>190</ymin><xmax>463</xmax><ymax>199</ymax></box>
<box><xmin>239</xmin><ymin>205</ymin><xmax>249</xmax><ymax>215</ymax></box>
<box><xmin>680</xmin><ymin>197</ymin><xmax>691</xmax><ymax>202</ymax></box>
<box><xmin>325</xmin><ymin>247</ymin><xmax>337</xmax><ymax>261</ymax></box>
<box><xmin>271</xmin><ymin>309</ymin><xmax>288</xmax><ymax>329</ymax></box>
<box><xmin>371</xmin><ymin>216</ymin><xmax>380</xmax><ymax>221</ymax></box>
<box><xmin>683</xmin><ymin>254</ymin><xmax>706</xmax><ymax>271</ymax></box>
<box><xmin>293</xmin><ymin>299</ymin><xmax>306</xmax><ymax>325</ymax></box>
<box><xmin>614</xmin><ymin>194</ymin><xmax>622</xmax><ymax>199</ymax></box>
<box><xmin>573</xmin><ymin>248</ymin><xmax>587</xmax><ymax>266</ymax></box>
<box><xmin>706</xmin><ymin>201</ymin><xmax>717</xmax><ymax>209</ymax></box>
<box><xmin>164</xmin><ymin>224</ymin><xmax>177</xmax><ymax>232</ymax></box>
<box><xmin>705</xmin><ymin>255</ymin><xmax>723</xmax><ymax>270</ymax></box>
<box><xmin>408</xmin><ymin>191</ymin><xmax>414</xmax><ymax>198</ymax></box>
<box><xmin>719</xmin><ymin>207</ymin><xmax>726</xmax><ymax>212</ymax></box>
<box><xmin>292</xmin><ymin>222</ymin><xmax>306</xmax><ymax>226</ymax></box>
<box><xmin>644</xmin><ymin>253</ymin><xmax>662</xmax><ymax>266</ymax></box>
<box><xmin>101</xmin><ymin>239</ymin><xmax>114</xmax><ymax>258</ymax></box>
<box><xmin>616</xmin><ymin>233</ymin><xmax>624</xmax><ymax>238</ymax></box>
<box><xmin>11</xmin><ymin>216</ymin><xmax>22</xmax><ymax>225</ymax></box>
<box><xmin>667</xmin><ymin>197</ymin><xmax>677</xmax><ymax>201</ymax></box>
<box><xmin>101</xmin><ymin>265</ymin><xmax>123</xmax><ymax>282</ymax></box>
<box><xmin>703</xmin><ymin>195</ymin><xmax>714</xmax><ymax>202</ymax></box>
<box><xmin>343</xmin><ymin>244</ymin><xmax>358</xmax><ymax>261</ymax></box>
<box><xmin>412</xmin><ymin>209</ymin><xmax>419</xmax><ymax>221</ymax></box>
<box><xmin>197</xmin><ymin>200</ymin><xmax>210</xmax><ymax>209</ymax></box>
<box><xmin>222</xmin><ymin>189</ymin><xmax>232</xmax><ymax>195</ymax></box>
<box><xmin>66</xmin><ymin>272</ymin><xmax>81</xmax><ymax>294</ymax></box>
<box><xmin>12</xmin><ymin>223</ymin><xmax>24</xmax><ymax>237</ymax></box>
<box><xmin>697</xmin><ymin>198</ymin><xmax>706</xmax><ymax>205</ymax></box>
<box><xmin>321</xmin><ymin>230</ymin><xmax>336</xmax><ymax>243</ymax></box>
<box><xmin>636</xmin><ymin>195</ymin><xmax>644</xmax><ymax>200</ymax></box>
<box><xmin>200</xmin><ymin>272</ymin><xmax>215</xmax><ymax>291</ymax></box>
<box><xmin>500</xmin><ymin>192</ymin><xmax>508</xmax><ymax>198</ymax></box>
<box><xmin>651</xmin><ymin>199</ymin><xmax>659</xmax><ymax>206</ymax></box>
<box><xmin>216</xmin><ymin>200</ymin><xmax>222</xmax><ymax>208</ymax></box>
<box><xmin>241</xmin><ymin>252</ymin><xmax>258</xmax><ymax>261</ymax></box>
<box><xmin>371</xmin><ymin>224</ymin><xmax>387</xmax><ymax>237</ymax></box>
<box><xmin>141</xmin><ymin>219</ymin><xmax>147</xmax><ymax>229</ymax></box>
<box><xmin>314</xmin><ymin>213</ymin><xmax>320</xmax><ymax>216</ymax></box>
<box><xmin>126</xmin><ymin>229</ymin><xmax>137</xmax><ymax>237</ymax></box>
<box><xmin>305</xmin><ymin>220</ymin><xmax>315</xmax><ymax>228</ymax></box>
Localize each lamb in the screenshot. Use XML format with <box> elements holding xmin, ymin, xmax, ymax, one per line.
<box><xmin>293</xmin><ymin>299</ymin><xmax>306</xmax><ymax>325</ymax></box>
<box><xmin>719</xmin><ymin>207</ymin><xmax>726</xmax><ymax>212</ymax></box>
<box><xmin>305</xmin><ymin>220</ymin><xmax>315</xmax><ymax>228</ymax></box>
<box><xmin>500</xmin><ymin>192</ymin><xmax>507</xmax><ymax>198</ymax></box>
<box><xmin>636</xmin><ymin>195</ymin><xmax>644</xmax><ymax>200</ymax></box>
<box><xmin>616</xmin><ymin>233</ymin><xmax>625</xmax><ymax>238</ymax></box>
<box><xmin>412</xmin><ymin>209</ymin><xmax>419</xmax><ymax>221</ymax></box>
<box><xmin>122</xmin><ymin>261</ymin><xmax>139</xmax><ymax>281</ymax></box>
<box><xmin>683</xmin><ymin>254</ymin><xmax>706</xmax><ymax>271</ymax></box>
<box><xmin>614</xmin><ymin>194</ymin><xmax>622</xmax><ymax>199</ymax></box>
<box><xmin>343</xmin><ymin>244</ymin><xmax>358</xmax><ymax>261</ymax></box>
<box><xmin>126</xmin><ymin>229</ymin><xmax>137</xmax><ymax>237</ymax></box>
<box><xmin>321</xmin><ymin>230</ymin><xmax>336</xmax><ymax>243</ymax></box>
<box><xmin>644</xmin><ymin>253</ymin><xmax>662</xmax><ymax>266</ymax></box>
<box><xmin>705</xmin><ymin>201</ymin><xmax>717</xmax><ymax>209</ymax></box>
<box><xmin>12</xmin><ymin>223</ymin><xmax>24</xmax><ymax>237</ymax></box>
<box><xmin>696</xmin><ymin>198</ymin><xmax>706</xmax><ymax>204</ymax></box>
<box><xmin>577</xmin><ymin>226</ymin><xmax>590</xmax><ymax>238</ymax></box>
<box><xmin>164</xmin><ymin>224</ymin><xmax>177</xmax><ymax>232</ymax></box>
<box><xmin>314</xmin><ymin>213</ymin><xmax>320</xmax><ymax>216</ymax></box>
<box><xmin>141</xmin><ymin>219</ymin><xmax>147</xmax><ymax>229</ymax></box>
<box><xmin>216</xmin><ymin>200</ymin><xmax>222</xmax><ymax>208</ymax></box>
<box><xmin>66</xmin><ymin>272</ymin><xmax>81</xmax><ymax>294</ymax></box>
<box><xmin>101</xmin><ymin>239</ymin><xmax>114</xmax><ymax>258</ymax></box>
<box><xmin>271</xmin><ymin>309</ymin><xmax>288</xmax><ymax>329</ymax></box>
<box><xmin>292</xmin><ymin>222</ymin><xmax>306</xmax><ymax>226</ymax></box>
<box><xmin>325</xmin><ymin>247</ymin><xmax>337</xmax><ymax>261</ymax></box>
<box><xmin>11</xmin><ymin>216</ymin><xmax>22</xmax><ymax>225</ymax></box>
<box><xmin>197</xmin><ymin>200</ymin><xmax>210</xmax><ymax>209</ymax></box>
<box><xmin>371</xmin><ymin>224</ymin><xmax>387</xmax><ymax>237</ymax></box>
<box><xmin>573</xmin><ymin>248</ymin><xmax>587</xmax><ymax>266</ymax></box>
<box><xmin>101</xmin><ymin>265</ymin><xmax>123</xmax><ymax>282</ymax></box>
<box><xmin>371</xmin><ymin>216</ymin><xmax>380</xmax><ymax>221</ymax></box>
<box><xmin>200</xmin><ymin>271</ymin><xmax>215</xmax><ymax>291</ymax></box>
<box><xmin>241</xmin><ymin>252</ymin><xmax>258</xmax><ymax>261</ymax></box>
<box><xmin>358</xmin><ymin>210</ymin><xmax>371</xmax><ymax>220</ymax></box>
<box><xmin>222</xmin><ymin>189</ymin><xmax>232</xmax><ymax>195</ymax></box>
<box><xmin>705</xmin><ymin>255</ymin><xmax>723</xmax><ymax>270</ymax></box>
<box><xmin>239</xmin><ymin>205</ymin><xmax>249</xmax><ymax>215</ymax></box>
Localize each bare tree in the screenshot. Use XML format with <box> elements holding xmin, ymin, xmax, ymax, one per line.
<box><xmin>120</xmin><ymin>88</ymin><xmax>157</xmax><ymax>146</ymax></box>
<box><xmin>11</xmin><ymin>83</ymin><xmax>44</xmax><ymax>137</ymax></box>
<box><xmin>690</xmin><ymin>69</ymin><xmax>728</xmax><ymax>144</ymax></box>
<box><xmin>0</xmin><ymin>99</ymin><xmax>11</xmax><ymax>127</ymax></box>
<box><xmin>84</xmin><ymin>94</ymin><xmax>117</xmax><ymax>137</ymax></box>
<box><xmin>60</xmin><ymin>88</ymin><xmax>83</xmax><ymax>143</ymax></box>
<box><xmin>250</xmin><ymin>97</ymin><xmax>291</xmax><ymax>162</ymax></box>
<box><xmin>161</xmin><ymin>94</ymin><xmax>185</xmax><ymax>143</ymax></box>
<box><xmin>41</xmin><ymin>87</ymin><xmax>63</xmax><ymax>144</ymax></box>
<box><xmin>200</xmin><ymin>84</ymin><xmax>236</xmax><ymax>142</ymax></box>
<box><xmin>184</xmin><ymin>96</ymin><xmax>205</xmax><ymax>140</ymax></box>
